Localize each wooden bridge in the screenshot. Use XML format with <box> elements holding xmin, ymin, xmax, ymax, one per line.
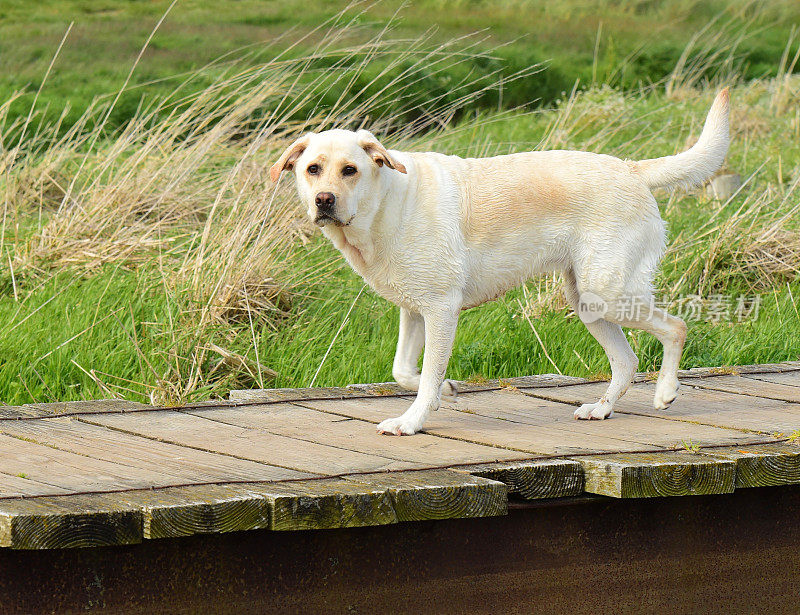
<box><xmin>2</xmin><ymin>362</ymin><xmax>800</xmax><ymax>612</ymax></box>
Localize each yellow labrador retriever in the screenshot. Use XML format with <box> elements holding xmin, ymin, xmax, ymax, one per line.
<box><xmin>270</xmin><ymin>89</ymin><xmax>729</xmax><ymax>435</ymax></box>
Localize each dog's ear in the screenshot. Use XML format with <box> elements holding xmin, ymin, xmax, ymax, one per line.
<box><xmin>357</xmin><ymin>130</ymin><xmax>407</xmax><ymax>174</ymax></box>
<box><xmin>269</xmin><ymin>134</ymin><xmax>311</xmax><ymax>182</ymax></box>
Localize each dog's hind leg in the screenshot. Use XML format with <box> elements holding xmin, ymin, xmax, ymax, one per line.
<box><xmin>392</xmin><ymin>307</ymin><xmax>457</xmax><ymax>400</ymax></box>
<box><xmin>606</xmin><ymin>305</ymin><xmax>686</xmax><ymax>411</ymax></box>
<box><xmin>564</xmin><ymin>270</ymin><xmax>638</xmax><ymax>420</ymax></box>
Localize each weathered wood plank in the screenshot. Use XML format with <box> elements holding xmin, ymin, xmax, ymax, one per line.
<box><xmin>0</xmin><ymin>473</ymin><xmax>70</xmax><ymax>498</ymax></box>
<box><xmin>702</xmin><ymin>443</ymin><xmax>800</xmax><ymax>488</ymax></box>
<box><xmin>114</xmin><ymin>486</ymin><xmax>273</xmax><ymax>540</ymax></box>
<box><xmin>343</xmin><ymin>470</ymin><xmax>508</xmax><ymax>521</ymax></box>
<box><xmin>229</xmin><ymin>374</ymin><xmax>592</xmax><ymax>403</ymax></box>
<box><xmin>0</xmin><ymin>399</ymin><xmax>150</xmax><ymax>420</ymax></box>
<box><xmin>524</xmin><ymin>380</ymin><xmax>800</xmax><ymax>435</ymax></box>
<box><xmin>577</xmin><ymin>452</ymin><xmax>736</xmax><ymax>498</ymax></box>
<box><xmin>451</xmin><ymin>389</ymin><xmax>766</xmax><ymax>448</ymax></box>
<box><xmin>184</xmin><ymin>403</ymin><xmax>522</xmax><ymax>465</ymax></box>
<box><xmin>0</xmin><ymin>469</ymin><xmax>510</xmax><ymax>548</ymax></box>
<box><xmin>81</xmin><ymin>410</ymin><xmax>417</xmax><ymax>475</ymax></box>
<box><xmin>676</xmin><ymin>361</ymin><xmax>800</xmax><ymax>379</ymax></box>
<box><xmin>1</xmin><ymin>417</ymin><xmax>310</xmax><ymax>484</ymax></box>
<box><xmin>296</xmin><ymin>396</ymin><xmax>666</xmax><ymax>455</ymax></box>
<box><xmin>0</xmin><ymin>434</ymin><xmax>206</xmax><ymax>494</ymax></box>
<box><xmin>745</xmin><ymin>371</ymin><xmax>800</xmax><ymax>388</ymax></box>
<box><xmin>458</xmin><ymin>459</ymin><xmax>585</xmax><ymax>500</ymax></box>
<box><xmin>686</xmin><ymin>375</ymin><xmax>800</xmax><ymax>403</ymax></box>
<box><xmin>253</xmin><ymin>479</ymin><xmax>398</xmax><ymax>531</ymax></box>
<box><xmin>228</xmin><ymin>363</ymin><xmax>800</xmax><ymax>404</ymax></box>
<box><xmin>0</xmin><ymin>496</ymin><xmax>142</xmax><ymax>549</ymax></box>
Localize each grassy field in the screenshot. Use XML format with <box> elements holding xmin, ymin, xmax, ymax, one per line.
<box><xmin>1</xmin><ymin>2</ymin><xmax>799</xmax><ymax>406</ymax></box>
<box><xmin>2</xmin><ymin>0</ymin><xmax>800</xmax><ymax>131</ymax></box>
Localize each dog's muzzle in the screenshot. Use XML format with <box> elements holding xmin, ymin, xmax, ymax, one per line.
<box><xmin>314</xmin><ymin>192</ymin><xmax>341</xmax><ymax>226</ymax></box>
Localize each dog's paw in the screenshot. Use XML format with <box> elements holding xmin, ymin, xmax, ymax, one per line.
<box><xmin>377</xmin><ymin>416</ymin><xmax>420</xmax><ymax>436</ymax></box>
<box><xmin>653</xmin><ymin>378</ymin><xmax>679</xmax><ymax>410</ymax></box>
<box><xmin>574</xmin><ymin>400</ymin><xmax>613</xmax><ymax>420</ymax></box>
<box><xmin>440</xmin><ymin>379</ymin><xmax>458</xmax><ymax>404</ymax></box>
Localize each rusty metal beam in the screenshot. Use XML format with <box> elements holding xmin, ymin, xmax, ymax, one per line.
<box><xmin>1</xmin><ymin>485</ymin><xmax>799</xmax><ymax>614</ymax></box>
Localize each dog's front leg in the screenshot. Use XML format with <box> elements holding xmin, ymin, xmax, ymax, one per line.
<box><xmin>391</xmin><ymin>307</ymin><xmax>459</xmax><ymax>401</ymax></box>
<box><xmin>392</xmin><ymin>308</ymin><xmax>425</xmax><ymax>391</ymax></box>
<box><xmin>378</xmin><ymin>303</ymin><xmax>459</xmax><ymax>435</ymax></box>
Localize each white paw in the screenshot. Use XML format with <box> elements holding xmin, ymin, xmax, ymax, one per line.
<box><xmin>653</xmin><ymin>378</ymin><xmax>679</xmax><ymax>410</ymax></box>
<box><xmin>440</xmin><ymin>379</ymin><xmax>458</xmax><ymax>403</ymax></box>
<box><xmin>377</xmin><ymin>416</ymin><xmax>420</xmax><ymax>436</ymax></box>
<box><xmin>574</xmin><ymin>400</ymin><xmax>613</xmax><ymax>420</ymax></box>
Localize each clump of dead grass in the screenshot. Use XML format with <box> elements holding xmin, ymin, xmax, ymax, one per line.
<box><xmin>1</xmin><ymin>7</ymin><xmax>537</xmax><ymax>404</ymax></box>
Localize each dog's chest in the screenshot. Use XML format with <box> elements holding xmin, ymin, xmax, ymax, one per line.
<box><xmin>361</xmin><ymin>261</ymin><xmax>424</xmax><ymax>310</ymax></box>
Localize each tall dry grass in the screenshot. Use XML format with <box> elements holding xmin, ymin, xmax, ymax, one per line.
<box><xmin>0</xmin><ymin>6</ymin><xmax>538</xmax><ymax>404</ymax></box>
<box><xmin>2</xmin><ymin>3</ymin><xmax>798</xmax><ymax>403</ymax></box>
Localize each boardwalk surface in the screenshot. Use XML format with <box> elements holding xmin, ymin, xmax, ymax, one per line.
<box><xmin>1</xmin><ymin>362</ymin><xmax>800</xmax><ymax>549</ymax></box>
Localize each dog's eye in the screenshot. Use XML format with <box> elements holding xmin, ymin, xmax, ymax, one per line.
<box><xmin>342</xmin><ymin>165</ymin><xmax>357</xmax><ymax>176</ymax></box>
<box><xmin>307</xmin><ymin>164</ymin><xmax>320</xmax><ymax>175</ymax></box>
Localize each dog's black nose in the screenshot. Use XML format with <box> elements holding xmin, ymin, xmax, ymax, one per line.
<box><xmin>315</xmin><ymin>192</ymin><xmax>336</xmax><ymax>210</ymax></box>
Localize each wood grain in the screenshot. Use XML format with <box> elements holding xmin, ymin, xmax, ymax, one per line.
<box><xmin>524</xmin><ymin>380</ymin><xmax>800</xmax><ymax>435</ymax></box>
<box><xmin>184</xmin><ymin>403</ymin><xmax>521</xmax><ymax>465</ymax></box>
<box><xmin>460</xmin><ymin>459</ymin><xmax>584</xmax><ymax>500</ymax></box>
<box><xmin>344</xmin><ymin>470</ymin><xmax>508</xmax><ymax>521</ymax></box>
<box><xmin>685</xmin><ymin>375</ymin><xmax>800</xmax><ymax>403</ymax></box>
<box><xmin>702</xmin><ymin>443</ymin><xmax>800</xmax><ymax>488</ymax></box>
<box><xmin>0</xmin><ymin>433</ymin><xmax>206</xmax><ymax>494</ymax></box>
<box><xmin>1</xmin><ymin>417</ymin><xmax>311</xmax><ymax>485</ymax></box>
<box><xmin>297</xmin><ymin>396</ymin><xmax>663</xmax><ymax>455</ymax></box>
<box><xmin>745</xmin><ymin>371</ymin><xmax>800</xmax><ymax>388</ymax></box>
<box><xmin>0</xmin><ymin>496</ymin><xmax>142</xmax><ymax>549</ymax></box>
<box><xmin>0</xmin><ymin>399</ymin><xmax>150</xmax><ymax>420</ymax></box>
<box><xmin>578</xmin><ymin>452</ymin><xmax>736</xmax><ymax>498</ymax></box>
<box><xmin>256</xmin><ymin>479</ymin><xmax>398</xmax><ymax>531</ymax></box>
<box><xmin>229</xmin><ymin>373</ymin><xmax>591</xmax><ymax>402</ymax></box>
<box><xmin>81</xmin><ymin>410</ymin><xmax>416</xmax><ymax>474</ymax></box>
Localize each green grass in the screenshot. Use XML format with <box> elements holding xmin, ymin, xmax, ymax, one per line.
<box><xmin>3</xmin><ymin>79</ymin><xmax>800</xmax><ymax>405</ymax></box>
<box><xmin>1</xmin><ymin>3</ymin><xmax>799</xmax><ymax>407</ymax></box>
<box><xmin>1</xmin><ymin>0</ymin><xmax>799</xmax><ymax>132</ymax></box>
<box><xmin>3</xmin><ymin>232</ymin><xmax>799</xmax><ymax>405</ymax></box>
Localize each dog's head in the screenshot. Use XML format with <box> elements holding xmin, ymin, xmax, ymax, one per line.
<box><xmin>269</xmin><ymin>129</ymin><xmax>406</xmax><ymax>228</ymax></box>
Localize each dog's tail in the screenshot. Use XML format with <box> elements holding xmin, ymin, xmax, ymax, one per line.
<box><xmin>630</xmin><ymin>88</ymin><xmax>730</xmax><ymax>190</ymax></box>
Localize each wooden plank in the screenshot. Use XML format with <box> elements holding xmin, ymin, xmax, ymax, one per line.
<box><xmin>0</xmin><ymin>399</ymin><xmax>150</xmax><ymax>420</ymax></box>
<box><xmin>184</xmin><ymin>403</ymin><xmax>523</xmax><ymax>466</ymax></box>
<box><xmin>228</xmin><ymin>363</ymin><xmax>800</xmax><ymax>404</ymax></box>
<box><xmin>0</xmin><ymin>496</ymin><xmax>142</xmax><ymax>549</ymax></box>
<box><xmin>229</xmin><ymin>374</ymin><xmax>592</xmax><ymax>403</ymax></box>
<box><xmin>687</xmin><ymin>374</ymin><xmax>800</xmax><ymax>403</ymax></box>
<box><xmin>745</xmin><ymin>371</ymin><xmax>800</xmax><ymax>388</ymax></box>
<box><xmin>297</xmin><ymin>396</ymin><xmax>667</xmax><ymax>455</ymax></box>
<box><xmin>1</xmin><ymin>417</ymin><xmax>310</xmax><ymax>484</ymax></box>
<box><xmin>111</xmin><ymin>485</ymin><xmax>273</xmax><ymax>540</ymax></box>
<box><xmin>254</xmin><ymin>479</ymin><xmax>398</xmax><ymax>531</ymax></box>
<box><xmin>0</xmin><ymin>481</ymin><xmax>390</xmax><ymax>547</ymax></box>
<box><xmin>676</xmin><ymin>361</ymin><xmax>800</xmax><ymax>379</ymax></box>
<box><xmin>343</xmin><ymin>470</ymin><xmax>508</xmax><ymax>521</ymax></box>
<box><xmin>0</xmin><ymin>473</ymin><xmax>70</xmax><ymax>498</ymax></box>
<box><xmin>524</xmin><ymin>380</ymin><xmax>800</xmax><ymax>435</ymax></box>
<box><xmin>81</xmin><ymin>410</ymin><xmax>417</xmax><ymax>475</ymax></box>
<box><xmin>450</xmin><ymin>389</ymin><xmax>766</xmax><ymax>448</ymax></box>
<box><xmin>0</xmin><ymin>434</ymin><xmax>207</xmax><ymax>494</ymax></box>
<box><xmin>458</xmin><ymin>459</ymin><xmax>584</xmax><ymax>500</ymax></box>
<box><xmin>702</xmin><ymin>443</ymin><xmax>800</xmax><ymax>488</ymax></box>
<box><xmin>0</xmin><ymin>470</ymin><xmax>509</xmax><ymax>548</ymax></box>
<box><xmin>577</xmin><ymin>452</ymin><xmax>736</xmax><ymax>498</ymax></box>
